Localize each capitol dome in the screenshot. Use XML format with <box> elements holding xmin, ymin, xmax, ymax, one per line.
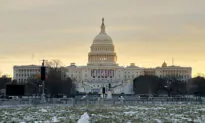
<box><xmin>93</xmin><ymin>18</ymin><xmax>113</xmax><ymax>44</ymax></box>
<box><xmin>162</xmin><ymin>61</ymin><xmax>167</xmax><ymax>67</ymax></box>
<box><xmin>88</xmin><ymin>18</ymin><xmax>117</xmax><ymax>66</ymax></box>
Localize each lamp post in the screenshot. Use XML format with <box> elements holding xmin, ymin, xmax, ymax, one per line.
<box><xmin>40</xmin><ymin>59</ymin><xmax>46</xmax><ymax>103</ymax></box>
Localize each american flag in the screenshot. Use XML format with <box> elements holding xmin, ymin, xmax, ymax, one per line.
<box><xmin>105</xmin><ymin>70</ymin><xmax>108</xmax><ymax>77</ymax></box>
<box><xmin>98</xmin><ymin>69</ymin><xmax>100</xmax><ymax>76</ymax></box>
<box><xmin>101</xmin><ymin>69</ymin><xmax>104</xmax><ymax>76</ymax></box>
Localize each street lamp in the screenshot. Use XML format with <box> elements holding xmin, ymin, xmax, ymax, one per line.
<box><xmin>40</xmin><ymin>59</ymin><xmax>46</xmax><ymax>103</ymax></box>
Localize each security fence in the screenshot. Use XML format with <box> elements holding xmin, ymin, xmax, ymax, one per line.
<box><xmin>0</xmin><ymin>96</ymin><xmax>204</xmax><ymax>106</ymax></box>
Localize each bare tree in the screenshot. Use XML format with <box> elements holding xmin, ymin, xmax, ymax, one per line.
<box><xmin>43</xmin><ymin>59</ymin><xmax>75</xmax><ymax>97</ymax></box>
<box><xmin>45</xmin><ymin>59</ymin><xmax>62</xmax><ymax>69</ymax></box>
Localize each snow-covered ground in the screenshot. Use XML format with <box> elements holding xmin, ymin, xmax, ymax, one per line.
<box><xmin>0</xmin><ymin>104</ymin><xmax>205</xmax><ymax>122</ymax></box>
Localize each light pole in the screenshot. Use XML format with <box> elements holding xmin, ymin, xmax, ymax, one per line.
<box><xmin>40</xmin><ymin>59</ymin><xmax>46</xmax><ymax>103</ymax></box>
<box><xmin>41</xmin><ymin>81</ymin><xmax>45</xmax><ymax>101</ymax></box>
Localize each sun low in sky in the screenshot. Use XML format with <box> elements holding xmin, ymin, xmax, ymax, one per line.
<box><xmin>0</xmin><ymin>0</ymin><xmax>205</xmax><ymax>77</ymax></box>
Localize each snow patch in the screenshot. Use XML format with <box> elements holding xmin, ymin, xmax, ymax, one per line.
<box><xmin>124</xmin><ymin>111</ymin><xmax>138</xmax><ymax>115</ymax></box>
<box><xmin>155</xmin><ymin>119</ymin><xmax>162</xmax><ymax>123</ymax></box>
<box><xmin>40</xmin><ymin>108</ymin><xmax>48</xmax><ymax>113</ymax></box>
<box><xmin>52</xmin><ymin>116</ymin><xmax>58</xmax><ymax>122</ymax></box>
<box><xmin>78</xmin><ymin>112</ymin><xmax>90</xmax><ymax>123</ymax></box>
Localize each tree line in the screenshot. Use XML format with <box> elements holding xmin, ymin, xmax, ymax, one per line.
<box><xmin>133</xmin><ymin>75</ymin><xmax>205</xmax><ymax>96</ymax></box>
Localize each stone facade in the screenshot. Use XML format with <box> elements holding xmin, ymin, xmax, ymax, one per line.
<box><xmin>13</xmin><ymin>65</ymin><xmax>41</xmax><ymax>83</ymax></box>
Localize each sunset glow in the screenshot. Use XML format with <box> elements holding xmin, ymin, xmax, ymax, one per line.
<box><xmin>0</xmin><ymin>0</ymin><xmax>205</xmax><ymax>77</ymax></box>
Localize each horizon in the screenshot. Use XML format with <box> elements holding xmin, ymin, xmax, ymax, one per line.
<box><xmin>0</xmin><ymin>0</ymin><xmax>205</xmax><ymax>77</ymax></box>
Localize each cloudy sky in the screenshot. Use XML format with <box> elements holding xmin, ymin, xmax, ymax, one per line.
<box><xmin>0</xmin><ymin>0</ymin><xmax>205</xmax><ymax>77</ymax></box>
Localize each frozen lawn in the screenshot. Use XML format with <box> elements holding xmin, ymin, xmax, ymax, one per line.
<box><xmin>0</xmin><ymin>104</ymin><xmax>205</xmax><ymax>122</ymax></box>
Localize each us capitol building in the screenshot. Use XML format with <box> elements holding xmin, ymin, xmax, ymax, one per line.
<box><xmin>64</xmin><ymin>18</ymin><xmax>192</xmax><ymax>94</ymax></box>
<box><xmin>13</xmin><ymin>18</ymin><xmax>192</xmax><ymax>94</ymax></box>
